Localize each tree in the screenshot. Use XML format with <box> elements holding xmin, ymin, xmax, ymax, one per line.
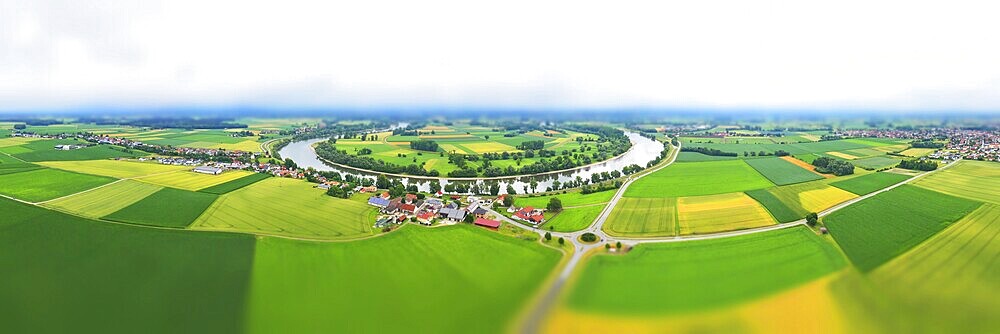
<box><xmin>284</xmin><ymin>158</ymin><xmax>298</xmax><ymax>170</ymax></box>
<box><xmin>506</xmin><ymin>185</ymin><xmax>517</xmax><ymax>195</ymax></box>
<box><xmin>544</xmin><ymin>232</ymin><xmax>552</xmax><ymax>241</ymax></box>
<box><xmin>463</xmin><ymin>213</ymin><xmax>475</xmax><ymax>224</ymax></box>
<box><xmin>502</xmin><ymin>194</ymin><xmax>514</xmax><ymax>207</ymax></box>
<box><xmin>805</xmin><ymin>212</ymin><xmax>819</xmax><ymax>227</ymax></box>
<box><xmin>605</xmin><ymin>243</ymin><xmax>611</xmax><ymax>250</ymax></box>
<box><xmin>489</xmin><ymin>183</ymin><xmax>501</xmax><ymax>196</ymax></box>
<box><xmin>615</xmin><ymin>241</ymin><xmax>622</xmax><ymax>249</ymax></box>
<box><xmin>376</xmin><ymin>174</ymin><xmax>390</xmax><ymax>189</ymax></box>
<box><xmin>547</xmin><ymin>198</ymin><xmax>563</xmax><ymax>212</ymax></box>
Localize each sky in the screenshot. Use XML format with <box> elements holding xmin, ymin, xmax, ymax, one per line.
<box><xmin>2</xmin><ymin>0</ymin><xmax>999</xmax><ymax>113</ymax></box>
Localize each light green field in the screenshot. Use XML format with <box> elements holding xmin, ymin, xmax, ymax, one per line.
<box><xmin>246</xmin><ymin>224</ymin><xmax>561</xmax><ymax>333</ymax></box>
<box><xmin>136</xmin><ymin>169</ymin><xmax>255</xmax><ymax>191</ymax></box>
<box><xmin>899</xmin><ymin>148</ymin><xmax>934</xmax><ymax>157</ymax></box>
<box><xmin>912</xmin><ymin>160</ymin><xmax>1000</xmax><ymax>204</ymax></box>
<box><xmin>37</xmin><ymin>159</ymin><xmax>187</xmax><ymax>179</ymax></box>
<box><xmin>0</xmin><ymin>168</ymin><xmax>116</xmax><ymax>202</ymax></box>
<box><xmin>677</xmin><ymin>192</ymin><xmax>776</xmax><ymax>235</ymax></box>
<box><xmin>516</xmin><ymin>189</ymin><xmax>616</xmax><ymax>208</ymax></box>
<box><xmin>42</xmin><ymin>180</ymin><xmax>162</xmax><ymax>218</ymax></box>
<box><xmin>625</xmin><ymin>160</ymin><xmax>775</xmax><ymax>198</ymax></box>
<box><xmin>543</xmin><ymin>205</ymin><xmax>604</xmax><ymax>232</ymax></box>
<box><xmin>603</xmin><ymin>197</ymin><xmax>678</xmax><ymax>237</ymax></box>
<box><xmin>765</xmin><ymin>181</ymin><xmax>858</xmax><ymax>214</ymax></box>
<box><xmin>192</xmin><ymin>177</ymin><xmax>377</xmax><ymax>239</ymax></box>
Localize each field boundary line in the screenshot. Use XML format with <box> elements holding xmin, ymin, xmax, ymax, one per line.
<box><xmin>34</xmin><ymin>179</ymin><xmax>125</xmax><ymax>205</ymax></box>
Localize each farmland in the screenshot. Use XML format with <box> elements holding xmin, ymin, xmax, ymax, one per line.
<box><xmin>565</xmin><ymin>227</ymin><xmax>844</xmax><ymax>314</ymax></box>
<box><xmin>680</xmin><ymin>138</ymin><xmax>878</xmax><ymax>156</ymax></box>
<box><xmin>830</xmin><ymin>172</ymin><xmax>911</xmax><ymax>195</ymax></box>
<box><xmin>912</xmin><ymin>160</ymin><xmax>1000</xmax><ymax>204</ymax></box>
<box><xmin>43</xmin><ymin>180</ymin><xmax>163</xmax><ymax>218</ymax></box>
<box><xmin>823</xmin><ymin>185</ymin><xmax>982</xmax><ymax>272</ymax></box>
<box><xmin>192</xmin><ymin>177</ymin><xmax>376</xmax><ymax>239</ymax></box>
<box><xmin>104</xmin><ymin>187</ymin><xmax>219</xmax><ymax>228</ymax></box>
<box><xmin>136</xmin><ymin>169</ymin><xmax>256</xmax><ymax>191</ymax></box>
<box><xmin>0</xmin><ymin>138</ymin><xmax>145</xmax><ymax>161</ymax></box>
<box><xmin>624</xmin><ymin>160</ymin><xmax>774</xmax><ymax>198</ymax></box>
<box><xmin>246</xmin><ymin>224</ymin><xmax>560</xmax><ymax>333</ymax></box>
<box><xmin>850</xmin><ymin>156</ymin><xmax>901</xmax><ymax>170</ymax></box>
<box><xmin>543</xmin><ymin>205</ymin><xmax>604</xmax><ymax>232</ymax></box>
<box><xmin>604</xmin><ymin>197</ymin><xmax>678</xmax><ymax>237</ymax></box>
<box><xmin>515</xmin><ymin>189</ymin><xmax>615</xmax><ymax>208</ymax></box>
<box><xmin>0</xmin><ymin>198</ymin><xmax>255</xmax><ymax>334</ymax></box>
<box><xmin>676</xmin><ymin>192</ymin><xmax>775</xmax><ymax>235</ymax></box>
<box><xmin>744</xmin><ymin>157</ymin><xmax>823</xmax><ymax>185</ymax></box>
<box><xmin>0</xmin><ymin>168</ymin><xmax>116</xmax><ymax>202</ymax></box>
<box><xmin>198</xmin><ymin>173</ymin><xmax>271</xmax><ymax>194</ymax></box>
<box><xmin>37</xmin><ymin>159</ymin><xmax>188</xmax><ymax>178</ymax></box>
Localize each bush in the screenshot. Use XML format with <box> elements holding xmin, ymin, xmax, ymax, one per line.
<box><xmin>580</xmin><ymin>233</ymin><xmax>598</xmax><ymax>242</ymax></box>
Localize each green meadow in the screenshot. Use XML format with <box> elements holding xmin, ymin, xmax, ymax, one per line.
<box><xmin>0</xmin><ymin>168</ymin><xmax>116</xmax><ymax>202</ymax></box>
<box><xmin>744</xmin><ymin>157</ymin><xmax>823</xmax><ymax>185</ymax></box>
<box><xmin>566</xmin><ymin>226</ymin><xmax>844</xmax><ymax>314</ymax></box>
<box><xmin>104</xmin><ymin>187</ymin><xmax>219</xmax><ymax>228</ymax></box>
<box><xmin>913</xmin><ymin>160</ymin><xmax>1000</xmax><ymax>204</ymax></box>
<box><xmin>830</xmin><ymin>172</ymin><xmax>911</xmax><ymax>195</ymax></box>
<box><xmin>198</xmin><ymin>172</ymin><xmax>271</xmax><ymax>194</ymax></box>
<box><xmin>624</xmin><ymin>160</ymin><xmax>774</xmax><ymax>198</ymax></box>
<box><xmin>543</xmin><ymin>204</ymin><xmax>604</xmax><ymax>232</ymax></box>
<box><xmin>515</xmin><ymin>189</ymin><xmax>615</xmax><ymax>208</ymax></box>
<box><xmin>603</xmin><ymin>197</ymin><xmax>678</xmax><ymax>237</ymax></box>
<box><xmin>43</xmin><ymin>180</ymin><xmax>163</xmax><ymax>218</ymax></box>
<box><xmin>823</xmin><ymin>185</ymin><xmax>982</xmax><ymax>272</ymax></box>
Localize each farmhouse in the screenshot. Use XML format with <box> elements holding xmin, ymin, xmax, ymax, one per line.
<box><xmin>474</xmin><ymin>217</ymin><xmax>501</xmax><ymax>229</ymax></box>
<box><xmin>416</xmin><ymin>211</ymin><xmax>435</xmax><ymax>225</ymax></box>
<box><xmin>438</xmin><ymin>206</ymin><xmax>468</xmax><ymax>222</ymax></box>
<box><xmin>374</xmin><ymin>216</ymin><xmax>395</xmax><ymax>229</ymax></box>
<box><xmin>513</xmin><ymin>206</ymin><xmax>545</xmax><ymax>224</ymax></box>
<box><xmin>400</xmin><ymin>203</ymin><xmax>417</xmax><ymax>214</ymax></box>
<box><xmin>193</xmin><ymin>166</ymin><xmax>224</xmax><ymax>175</ymax></box>
<box><xmin>404</xmin><ymin>193</ymin><xmax>418</xmax><ymax>203</ymax></box>
<box><xmin>368</xmin><ymin>196</ymin><xmax>390</xmax><ymax>208</ymax></box>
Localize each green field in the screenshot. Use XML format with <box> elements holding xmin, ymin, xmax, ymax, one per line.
<box><xmin>192</xmin><ymin>177</ymin><xmax>376</xmax><ymax>239</ymax></box>
<box><xmin>823</xmin><ymin>185</ymin><xmax>982</xmax><ymax>272</ymax></box>
<box><xmin>624</xmin><ymin>160</ymin><xmax>774</xmax><ymax>198</ymax></box>
<box><xmin>0</xmin><ymin>138</ymin><xmax>145</xmax><ymax>162</ymax></box>
<box><xmin>745</xmin><ymin>181</ymin><xmax>858</xmax><ymax>221</ymax></box>
<box><xmin>681</xmin><ymin>138</ymin><xmax>877</xmax><ymax>156</ymax></box>
<box><xmin>0</xmin><ymin>168</ymin><xmax>116</xmax><ymax>202</ymax></box>
<box><xmin>543</xmin><ymin>205</ymin><xmax>604</xmax><ymax>232</ymax></box>
<box><xmin>850</xmin><ymin>156</ymin><xmax>901</xmax><ymax>170</ymax></box>
<box><xmin>246</xmin><ymin>224</ymin><xmax>561</xmax><ymax>333</ymax></box>
<box><xmin>744</xmin><ymin>157</ymin><xmax>824</xmax><ymax>185</ymax></box>
<box><xmin>136</xmin><ymin>169</ymin><xmax>256</xmax><ymax>191</ymax></box>
<box><xmin>104</xmin><ymin>187</ymin><xmax>219</xmax><ymax>228</ymax></box>
<box><xmin>566</xmin><ymin>226</ymin><xmax>844</xmax><ymax>314</ymax></box>
<box><xmin>0</xmin><ymin>197</ymin><xmax>255</xmax><ymax>333</ymax></box>
<box><xmin>744</xmin><ymin>189</ymin><xmax>802</xmax><ymax>223</ymax></box>
<box><xmin>515</xmin><ymin>189</ymin><xmax>615</xmax><ymax>208</ymax></box>
<box><xmin>675</xmin><ymin>151</ymin><xmax>739</xmax><ymax>162</ymax></box>
<box><xmin>869</xmin><ymin>204</ymin><xmax>1000</xmax><ymax>333</ymax></box>
<box><xmin>676</xmin><ymin>192</ymin><xmax>776</xmax><ymax>234</ymax></box>
<box><xmin>37</xmin><ymin>159</ymin><xmax>187</xmax><ymax>178</ymax></box>
<box><xmin>43</xmin><ymin>180</ymin><xmax>163</xmax><ymax>218</ymax></box>
<box><xmin>912</xmin><ymin>160</ymin><xmax>1000</xmax><ymax>204</ymax></box>
<box><xmin>198</xmin><ymin>173</ymin><xmax>272</xmax><ymax>194</ymax></box>
<box><xmin>830</xmin><ymin>172</ymin><xmax>912</xmax><ymax>195</ymax></box>
<box><xmin>603</xmin><ymin>197</ymin><xmax>678</xmax><ymax>237</ymax></box>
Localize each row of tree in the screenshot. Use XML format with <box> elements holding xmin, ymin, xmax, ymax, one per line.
<box><xmin>812</xmin><ymin>157</ymin><xmax>855</xmax><ymax>176</ymax></box>
<box><xmin>898</xmin><ymin>158</ymin><xmax>938</xmax><ymax>171</ymax></box>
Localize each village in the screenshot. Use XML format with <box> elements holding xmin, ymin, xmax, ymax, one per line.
<box><xmin>360</xmin><ymin>190</ymin><xmax>547</xmax><ymax>232</ymax></box>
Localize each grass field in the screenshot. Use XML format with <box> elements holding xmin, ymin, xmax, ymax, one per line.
<box><xmin>246</xmin><ymin>224</ymin><xmax>561</xmax><ymax>333</ymax></box>
<box><xmin>0</xmin><ymin>168</ymin><xmax>116</xmax><ymax>202</ymax></box>
<box><xmin>745</xmin><ymin>157</ymin><xmax>824</xmax><ymax>185</ymax></box>
<box><xmin>767</xmin><ymin>181</ymin><xmax>858</xmax><ymax>213</ymax></box>
<box><xmin>543</xmin><ymin>205</ymin><xmax>604</xmax><ymax>232</ymax></box>
<box><xmin>823</xmin><ymin>185</ymin><xmax>982</xmax><ymax>272</ymax></box>
<box><xmin>830</xmin><ymin>172</ymin><xmax>911</xmax><ymax>195</ymax></box>
<box><xmin>603</xmin><ymin>197</ymin><xmax>678</xmax><ymax>237</ymax></box>
<box><xmin>851</xmin><ymin>156</ymin><xmax>901</xmax><ymax>170</ymax></box>
<box><xmin>43</xmin><ymin>180</ymin><xmax>163</xmax><ymax>218</ymax></box>
<box><xmin>675</xmin><ymin>152</ymin><xmax>739</xmax><ymax>162</ymax></box>
<box><xmin>104</xmin><ymin>187</ymin><xmax>219</xmax><ymax>228</ymax></box>
<box><xmin>192</xmin><ymin>177</ymin><xmax>376</xmax><ymax>239</ymax></box>
<box><xmin>566</xmin><ymin>226</ymin><xmax>844</xmax><ymax>314</ymax></box>
<box><xmin>37</xmin><ymin>159</ymin><xmax>187</xmax><ymax>178</ymax></box>
<box><xmin>868</xmin><ymin>203</ymin><xmax>1000</xmax><ymax>333</ymax></box>
<box><xmin>198</xmin><ymin>173</ymin><xmax>271</xmax><ymax>194</ymax></box>
<box><xmin>516</xmin><ymin>189</ymin><xmax>615</xmax><ymax>208</ymax></box>
<box><xmin>745</xmin><ymin>188</ymin><xmax>802</xmax><ymax>223</ymax></box>
<box><xmin>1</xmin><ymin>138</ymin><xmax>146</xmax><ymax>162</ymax></box>
<box><xmin>899</xmin><ymin>148</ymin><xmax>935</xmax><ymax>157</ymax></box>
<box><xmin>912</xmin><ymin>160</ymin><xmax>1000</xmax><ymax>204</ymax></box>
<box><xmin>136</xmin><ymin>169</ymin><xmax>255</xmax><ymax>191</ymax></box>
<box><xmin>625</xmin><ymin>160</ymin><xmax>774</xmax><ymax>198</ymax></box>
<box><xmin>681</xmin><ymin>139</ymin><xmax>878</xmax><ymax>156</ymax></box>
<box><xmin>677</xmin><ymin>192</ymin><xmax>775</xmax><ymax>234</ymax></box>
<box><xmin>0</xmin><ymin>197</ymin><xmax>255</xmax><ymax>334</ymax></box>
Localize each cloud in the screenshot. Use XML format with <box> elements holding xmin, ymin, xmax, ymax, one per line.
<box><xmin>2</xmin><ymin>0</ymin><xmax>999</xmax><ymax>112</ymax></box>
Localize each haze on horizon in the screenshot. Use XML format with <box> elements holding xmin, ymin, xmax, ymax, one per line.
<box><xmin>2</xmin><ymin>0</ymin><xmax>999</xmax><ymax>113</ymax></box>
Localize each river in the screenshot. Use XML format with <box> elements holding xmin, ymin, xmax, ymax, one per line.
<box><xmin>278</xmin><ymin>131</ymin><xmax>664</xmax><ymax>195</ymax></box>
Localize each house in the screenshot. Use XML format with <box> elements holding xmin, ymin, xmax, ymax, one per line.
<box><xmin>317</xmin><ymin>183</ymin><xmax>331</xmax><ymax>190</ymax></box>
<box><xmin>474</xmin><ymin>217</ymin><xmax>501</xmax><ymax>229</ymax></box>
<box><xmin>513</xmin><ymin>206</ymin><xmax>544</xmax><ymax>225</ymax></box>
<box><xmin>380</xmin><ymin>191</ymin><xmax>391</xmax><ymax>199</ymax></box>
<box><xmin>404</xmin><ymin>193</ymin><xmax>418</xmax><ymax>203</ymax></box>
<box><xmin>193</xmin><ymin>166</ymin><xmax>224</xmax><ymax>175</ymax></box>
<box><xmin>374</xmin><ymin>216</ymin><xmax>395</xmax><ymax>229</ymax></box>
<box><xmin>359</xmin><ymin>186</ymin><xmax>377</xmax><ymax>193</ymax></box>
<box><xmin>383</xmin><ymin>198</ymin><xmax>402</xmax><ymax>214</ymax></box>
<box><xmin>472</xmin><ymin>207</ymin><xmax>489</xmax><ymax>218</ymax></box>
<box><xmin>368</xmin><ymin>196</ymin><xmax>390</xmax><ymax>208</ymax></box>
<box><xmin>416</xmin><ymin>211</ymin><xmax>435</xmax><ymax>225</ymax></box>
<box><xmin>439</xmin><ymin>207</ymin><xmax>467</xmax><ymax>221</ymax></box>
<box><xmin>400</xmin><ymin>203</ymin><xmax>417</xmax><ymax>214</ymax></box>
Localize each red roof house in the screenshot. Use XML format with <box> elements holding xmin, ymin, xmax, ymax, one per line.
<box><xmin>474</xmin><ymin>217</ymin><xmax>501</xmax><ymax>229</ymax></box>
<box><xmin>400</xmin><ymin>203</ymin><xmax>417</xmax><ymax>213</ymax></box>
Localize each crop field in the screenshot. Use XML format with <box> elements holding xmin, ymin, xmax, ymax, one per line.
<box><xmin>37</xmin><ymin>159</ymin><xmax>188</xmax><ymax>178</ymax></box>
<box><xmin>565</xmin><ymin>226</ymin><xmax>845</xmax><ymax>314</ymax></box>
<box><xmin>103</xmin><ymin>187</ymin><xmax>219</xmax><ymax>228</ymax></box>
<box><xmin>0</xmin><ymin>198</ymin><xmax>255</xmax><ymax>333</ymax></box>
<box><xmin>912</xmin><ymin>160</ymin><xmax>1000</xmax><ymax>204</ymax></box>
<box><xmin>675</xmin><ymin>151</ymin><xmax>739</xmax><ymax>162</ymax></box>
<box><xmin>246</xmin><ymin>224</ymin><xmax>561</xmax><ymax>333</ymax></box>
<box><xmin>744</xmin><ymin>157</ymin><xmax>823</xmax><ymax>185</ymax></box>
<box><xmin>136</xmin><ymin>169</ymin><xmax>255</xmax><ymax>191</ymax></box>
<box><xmin>192</xmin><ymin>177</ymin><xmax>376</xmax><ymax>239</ymax></box>
<box><xmin>681</xmin><ymin>139</ymin><xmax>877</xmax><ymax>156</ymax></box>
<box><xmin>0</xmin><ymin>168</ymin><xmax>116</xmax><ymax>202</ymax></box>
<box><xmin>624</xmin><ymin>160</ymin><xmax>774</xmax><ymax>198</ymax></box>
<box><xmin>825</xmin><ymin>151</ymin><xmax>859</xmax><ymax>159</ymax></box>
<box><xmin>113</xmin><ymin>129</ymin><xmax>264</xmax><ymax>152</ymax></box>
<box><xmin>899</xmin><ymin>148</ymin><xmax>935</xmax><ymax>157</ymax></box>
<box><xmin>830</xmin><ymin>172</ymin><xmax>911</xmax><ymax>195</ymax></box>
<box><xmin>1</xmin><ymin>138</ymin><xmax>145</xmax><ymax>162</ymax></box>
<box><xmin>515</xmin><ymin>189</ymin><xmax>615</xmax><ymax>208</ymax></box>
<box><xmin>780</xmin><ymin>156</ymin><xmax>830</xmax><ymax>177</ymax></box>
<box><xmin>677</xmin><ymin>192</ymin><xmax>775</xmax><ymax>235</ymax></box>
<box><xmin>869</xmin><ymin>204</ymin><xmax>1000</xmax><ymax>332</ymax></box>
<box><xmin>745</xmin><ymin>189</ymin><xmax>802</xmax><ymax>223</ymax></box>
<box><xmin>543</xmin><ymin>205</ymin><xmax>604</xmax><ymax>232</ymax></box>
<box><xmin>603</xmin><ymin>197</ymin><xmax>677</xmax><ymax>237</ymax></box>
<box><xmin>851</xmin><ymin>156</ymin><xmax>900</xmax><ymax>170</ymax></box>
<box><xmin>43</xmin><ymin>180</ymin><xmax>163</xmax><ymax>218</ymax></box>
<box><xmin>197</xmin><ymin>173</ymin><xmax>271</xmax><ymax>194</ymax></box>
<box><xmin>823</xmin><ymin>185</ymin><xmax>982</xmax><ymax>272</ymax></box>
